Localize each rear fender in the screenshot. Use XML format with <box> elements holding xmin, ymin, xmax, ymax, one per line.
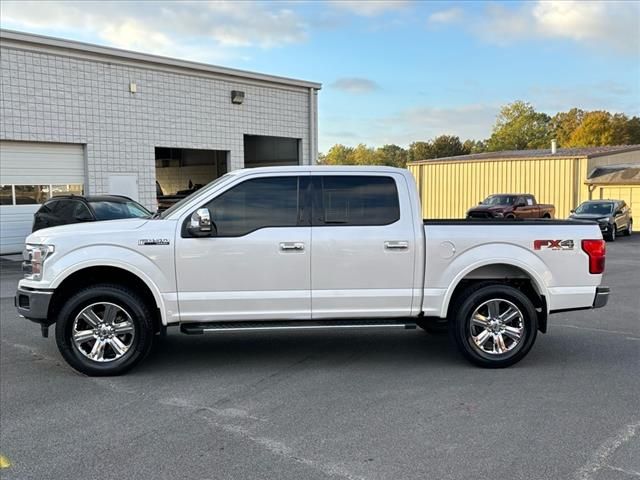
<box><xmin>440</xmin><ymin>243</ymin><xmax>550</xmax><ymax>318</ymax></box>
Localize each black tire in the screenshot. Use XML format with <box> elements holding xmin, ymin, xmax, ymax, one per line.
<box><xmin>607</xmin><ymin>224</ymin><xmax>616</xmax><ymax>242</ymax></box>
<box><xmin>505</xmin><ymin>214</ymin><xmax>516</xmax><ymax>219</ymax></box>
<box><xmin>55</xmin><ymin>284</ymin><xmax>154</xmax><ymax>376</ymax></box>
<box><xmin>417</xmin><ymin>317</ymin><xmax>448</xmax><ymax>335</ymax></box>
<box><xmin>449</xmin><ymin>284</ymin><xmax>538</xmax><ymax>368</ymax></box>
<box><xmin>542</xmin><ymin>213</ymin><xmax>551</xmax><ymax>219</ymax></box>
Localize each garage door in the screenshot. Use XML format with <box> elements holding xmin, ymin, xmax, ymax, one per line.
<box><xmin>0</xmin><ymin>142</ymin><xmax>85</xmax><ymax>254</ymax></box>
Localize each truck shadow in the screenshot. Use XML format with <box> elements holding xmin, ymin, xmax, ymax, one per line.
<box><xmin>141</xmin><ymin>329</ymin><xmax>465</xmax><ymax>373</ymax></box>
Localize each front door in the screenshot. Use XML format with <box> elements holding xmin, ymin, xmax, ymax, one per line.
<box><xmin>310</xmin><ymin>173</ymin><xmax>416</xmax><ymax>319</ymax></box>
<box><xmin>175</xmin><ymin>174</ymin><xmax>311</xmax><ymax>322</ymax></box>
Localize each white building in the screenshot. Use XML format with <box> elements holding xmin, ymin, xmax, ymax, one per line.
<box><xmin>0</xmin><ymin>29</ymin><xmax>321</xmax><ymax>254</ymax></box>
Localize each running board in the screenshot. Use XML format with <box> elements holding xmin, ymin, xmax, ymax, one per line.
<box><xmin>180</xmin><ymin>319</ymin><xmax>417</xmax><ymax>335</ymax></box>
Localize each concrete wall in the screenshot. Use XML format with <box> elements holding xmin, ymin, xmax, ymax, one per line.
<box><xmin>0</xmin><ymin>41</ymin><xmax>317</xmax><ymax>209</ymax></box>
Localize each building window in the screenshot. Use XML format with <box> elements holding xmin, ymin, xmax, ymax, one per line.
<box><xmin>0</xmin><ymin>184</ymin><xmax>83</xmax><ymax>206</ymax></box>
<box><xmin>0</xmin><ymin>185</ymin><xmax>13</xmax><ymax>205</ymax></box>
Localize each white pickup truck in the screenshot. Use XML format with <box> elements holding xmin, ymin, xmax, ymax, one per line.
<box><xmin>16</xmin><ymin>166</ymin><xmax>609</xmax><ymax>375</ymax></box>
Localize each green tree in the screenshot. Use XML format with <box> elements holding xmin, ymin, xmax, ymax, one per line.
<box><xmin>376</xmin><ymin>144</ymin><xmax>407</xmax><ymax>167</ymax></box>
<box><xmin>430</xmin><ymin>135</ymin><xmax>468</xmax><ymax>158</ymax></box>
<box><xmin>625</xmin><ymin>116</ymin><xmax>640</xmax><ymax>144</ymax></box>
<box><xmin>566</xmin><ymin>111</ymin><xmax>628</xmax><ymax>147</ymax></box>
<box><xmin>487</xmin><ymin>101</ymin><xmax>552</xmax><ymax>151</ymax></box>
<box><xmin>407</xmin><ymin>141</ymin><xmax>433</xmax><ymax>162</ymax></box>
<box><xmin>551</xmin><ymin>108</ymin><xmax>584</xmax><ymax>146</ymax></box>
<box><xmin>463</xmin><ymin>139</ymin><xmax>486</xmax><ymax>153</ymax></box>
<box><xmin>351</xmin><ymin>144</ymin><xmax>380</xmax><ymax>165</ymax></box>
<box><xmin>321</xmin><ymin>144</ymin><xmax>355</xmax><ymax>165</ymax></box>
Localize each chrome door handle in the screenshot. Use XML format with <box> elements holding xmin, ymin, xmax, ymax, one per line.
<box><xmin>384</xmin><ymin>241</ymin><xmax>409</xmax><ymax>250</ymax></box>
<box><xmin>280</xmin><ymin>242</ymin><xmax>305</xmax><ymax>251</ymax></box>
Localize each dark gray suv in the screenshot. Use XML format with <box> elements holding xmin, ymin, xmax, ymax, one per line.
<box><xmin>569</xmin><ymin>200</ymin><xmax>633</xmax><ymax>241</ymax></box>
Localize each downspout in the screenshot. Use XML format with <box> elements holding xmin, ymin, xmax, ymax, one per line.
<box><xmin>308</xmin><ymin>87</ymin><xmax>317</xmax><ymax>165</ymax></box>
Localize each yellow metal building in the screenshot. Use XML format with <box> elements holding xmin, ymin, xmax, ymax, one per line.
<box><xmin>407</xmin><ymin>145</ymin><xmax>640</xmax><ymax>219</ymax></box>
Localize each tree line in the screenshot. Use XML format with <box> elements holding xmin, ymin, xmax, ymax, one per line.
<box><xmin>319</xmin><ymin>101</ymin><xmax>640</xmax><ymax>167</ymax></box>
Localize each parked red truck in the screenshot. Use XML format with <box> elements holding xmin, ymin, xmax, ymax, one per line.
<box><xmin>466</xmin><ymin>194</ymin><xmax>555</xmax><ymax>219</ymax></box>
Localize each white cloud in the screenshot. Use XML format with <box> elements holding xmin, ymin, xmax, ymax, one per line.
<box><xmin>477</xmin><ymin>1</ymin><xmax>639</xmax><ymax>54</ymax></box>
<box><xmin>329</xmin><ymin>0</ymin><xmax>409</xmax><ymax>17</ymax></box>
<box><xmin>331</xmin><ymin>77</ymin><xmax>380</xmax><ymax>93</ymax></box>
<box><xmin>319</xmin><ymin>104</ymin><xmax>498</xmax><ymax>151</ymax></box>
<box><xmin>0</xmin><ymin>1</ymin><xmax>308</xmax><ymax>61</ymax></box>
<box><xmin>428</xmin><ymin>7</ymin><xmax>464</xmax><ymax>25</ymax></box>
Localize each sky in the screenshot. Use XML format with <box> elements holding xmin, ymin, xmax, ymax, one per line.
<box><xmin>1</xmin><ymin>0</ymin><xmax>639</xmax><ymax>152</ymax></box>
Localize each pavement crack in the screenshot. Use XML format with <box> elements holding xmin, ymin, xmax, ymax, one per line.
<box><xmin>603</xmin><ymin>465</ymin><xmax>640</xmax><ymax>478</ymax></box>
<box><xmin>575</xmin><ymin>419</ymin><xmax>640</xmax><ymax>480</ymax></box>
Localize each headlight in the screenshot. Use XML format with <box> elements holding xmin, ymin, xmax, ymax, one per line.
<box><xmin>597</xmin><ymin>217</ymin><xmax>609</xmax><ymax>223</ymax></box>
<box><xmin>22</xmin><ymin>244</ymin><xmax>54</xmax><ymax>280</ymax></box>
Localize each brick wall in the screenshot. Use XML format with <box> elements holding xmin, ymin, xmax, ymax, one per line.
<box><xmin>0</xmin><ymin>45</ymin><xmax>314</xmax><ymax>209</ymax></box>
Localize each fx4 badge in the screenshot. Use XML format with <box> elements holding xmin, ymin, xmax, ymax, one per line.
<box><xmin>533</xmin><ymin>239</ymin><xmax>574</xmax><ymax>250</ymax></box>
<box><xmin>138</xmin><ymin>239</ymin><xmax>170</xmax><ymax>246</ymax></box>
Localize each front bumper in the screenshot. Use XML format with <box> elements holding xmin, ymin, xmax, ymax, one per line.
<box><xmin>15</xmin><ymin>286</ymin><xmax>54</xmax><ymax>325</ymax></box>
<box><xmin>593</xmin><ymin>286</ymin><xmax>610</xmax><ymax>308</ymax></box>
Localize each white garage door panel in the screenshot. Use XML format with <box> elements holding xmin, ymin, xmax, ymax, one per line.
<box><xmin>0</xmin><ymin>206</ymin><xmax>38</xmax><ymax>254</ymax></box>
<box><xmin>1</xmin><ymin>141</ymin><xmax>85</xmax><ymax>184</ymax></box>
<box><xmin>0</xmin><ymin>141</ymin><xmax>85</xmax><ymax>255</ymax></box>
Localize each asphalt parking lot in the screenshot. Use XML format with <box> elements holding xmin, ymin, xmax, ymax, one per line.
<box><xmin>1</xmin><ymin>235</ymin><xmax>638</xmax><ymax>480</ymax></box>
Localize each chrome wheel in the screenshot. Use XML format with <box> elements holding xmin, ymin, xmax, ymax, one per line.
<box><xmin>469</xmin><ymin>299</ymin><xmax>524</xmax><ymax>355</ymax></box>
<box><xmin>72</xmin><ymin>302</ymin><xmax>135</xmax><ymax>362</ymax></box>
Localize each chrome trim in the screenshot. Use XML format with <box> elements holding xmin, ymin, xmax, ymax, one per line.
<box><xmin>384</xmin><ymin>241</ymin><xmax>409</xmax><ymax>250</ymax></box>
<box><xmin>279</xmin><ymin>242</ymin><xmax>305</xmax><ymax>251</ymax></box>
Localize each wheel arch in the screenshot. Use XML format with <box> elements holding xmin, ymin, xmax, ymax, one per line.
<box><xmin>48</xmin><ymin>265</ymin><xmax>165</xmax><ymax>332</ymax></box>
<box><xmin>442</xmin><ymin>259</ymin><xmax>549</xmax><ymax>333</ymax></box>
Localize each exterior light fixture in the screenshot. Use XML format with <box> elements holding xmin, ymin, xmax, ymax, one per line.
<box><xmin>231</xmin><ymin>90</ymin><xmax>245</xmax><ymax>104</ymax></box>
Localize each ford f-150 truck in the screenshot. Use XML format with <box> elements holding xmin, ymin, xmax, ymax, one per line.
<box><xmin>16</xmin><ymin>167</ymin><xmax>609</xmax><ymax>376</ymax></box>
<box><xmin>467</xmin><ymin>194</ymin><xmax>555</xmax><ymax>219</ymax></box>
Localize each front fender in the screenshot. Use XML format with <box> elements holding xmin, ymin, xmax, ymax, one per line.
<box><xmin>439</xmin><ymin>243</ymin><xmax>550</xmax><ymax>318</ymax></box>
<box><xmin>45</xmin><ymin>245</ymin><xmax>174</xmax><ymax>325</ymax></box>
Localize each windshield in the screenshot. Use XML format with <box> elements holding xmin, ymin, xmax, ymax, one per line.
<box><xmin>483</xmin><ymin>195</ymin><xmax>517</xmax><ymax>206</ymax></box>
<box><xmin>90</xmin><ymin>200</ymin><xmax>151</xmax><ymax>220</ymax></box>
<box><xmin>158</xmin><ymin>174</ymin><xmax>232</xmax><ymax>218</ymax></box>
<box><xmin>574</xmin><ymin>202</ymin><xmax>614</xmax><ymax>215</ymax></box>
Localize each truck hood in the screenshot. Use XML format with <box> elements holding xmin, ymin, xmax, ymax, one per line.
<box><xmin>467</xmin><ymin>205</ymin><xmax>509</xmax><ymax>213</ymax></box>
<box><xmin>27</xmin><ymin>218</ymin><xmax>150</xmax><ymax>245</ymax></box>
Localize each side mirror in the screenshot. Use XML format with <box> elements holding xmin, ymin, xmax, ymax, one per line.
<box><xmin>187</xmin><ymin>208</ymin><xmax>215</xmax><ymax>237</ymax></box>
<box><xmin>570</xmin><ymin>209</ymin><xmax>575</xmax><ymax>214</ymax></box>
<box><xmin>478</xmin><ymin>201</ymin><xmax>483</xmax><ymax>205</ymax></box>
<box><xmin>515</xmin><ymin>201</ymin><xmax>526</xmax><ymax>208</ymax></box>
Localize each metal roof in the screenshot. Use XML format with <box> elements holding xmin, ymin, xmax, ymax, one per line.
<box><xmin>0</xmin><ymin>29</ymin><xmax>322</xmax><ymax>90</ymax></box>
<box><xmin>409</xmin><ymin>145</ymin><xmax>640</xmax><ymax>164</ymax></box>
<box><xmin>586</xmin><ymin>165</ymin><xmax>640</xmax><ymax>185</ymax></box>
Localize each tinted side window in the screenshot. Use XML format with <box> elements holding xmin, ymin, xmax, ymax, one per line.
<box><xmin>203</xmin><ymin>176</ymin><xmax>300</xmax><ymax>237</ymax></box>
<box><xmin>57</xmin><ymin>201</ymin><xmax>92</xmax><ymax>222</ymax></box>
<box><xmin>313</xmin><ymin>176</ymin><xmax>400</xmax><ymax>226</ymax></box>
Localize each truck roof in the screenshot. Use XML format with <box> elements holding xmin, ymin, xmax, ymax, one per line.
<box><xmin>230</xmin><ymin>165</ymin><xmax>408</xmax><ymax>176</ymax></box>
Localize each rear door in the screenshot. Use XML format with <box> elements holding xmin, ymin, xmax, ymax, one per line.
<box><xmin>310</xmin><ymin>172</ymin><xmax>416</xmax><ymax>318</ymax></box>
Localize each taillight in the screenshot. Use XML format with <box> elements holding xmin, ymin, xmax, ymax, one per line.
<box><xmin>581</xmin><ymin>239</ymin><xmax>606</xmax><ymax>274</ymax></box>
